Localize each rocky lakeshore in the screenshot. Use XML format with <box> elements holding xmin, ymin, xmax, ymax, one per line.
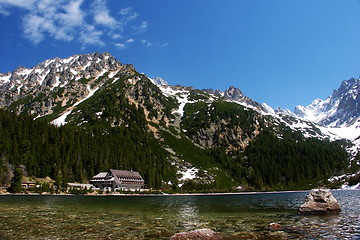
<box><xmin>0</xmin><ymin>190</ymin><xmax>359</xmax><ymax>239</ymax></box>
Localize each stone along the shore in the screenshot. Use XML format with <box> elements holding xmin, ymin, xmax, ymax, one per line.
<box><xmin>298</xmin><ymin>189</ymin><xmax>341</xmax><ymax>214</ymax></box>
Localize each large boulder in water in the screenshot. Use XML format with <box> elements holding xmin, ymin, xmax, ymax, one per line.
<box><xmin>298</xmin><ymin>189</ymin><xmax>341</xmax><ymax>214</ymax></box>
<box><xmin>170</xmin><ymin>229</ymin><xmax>223</xmax><ymax>240</ymax></box>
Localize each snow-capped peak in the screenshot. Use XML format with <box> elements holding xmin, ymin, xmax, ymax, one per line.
<box><xmin>261</xmin><ymin>103</ymin><xmax>275</xmax><ymax>115</ymax></box>
<box><xmin>150</xmin><ymin>76</ymin><xmax>168</xmax><ymax>86</ymax></box>
<box><xmin>0</xmin><ymin>52</ymin><xmax>124</xmax><ymax>117</ymax></box>
<box><xmin>294</xmin><ymin>78</ymin><xmax>360</xmax><ymax>128</ymax></box>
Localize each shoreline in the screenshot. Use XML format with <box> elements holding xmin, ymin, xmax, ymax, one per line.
<box><xmin>1</xmin><ymin>188</ymin><xmax>357</xmax><ymax>197</ymax></box>
<box><xmin>0</xmin><ymin>189</ymin><xmax>314</xmax><ymax>197</ymax></box>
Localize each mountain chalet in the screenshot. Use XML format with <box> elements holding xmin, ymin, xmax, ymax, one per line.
<box><xmin>90</xmin><ymin>169</ymin><xmax>145</xmax><ymax>191</ymax></box>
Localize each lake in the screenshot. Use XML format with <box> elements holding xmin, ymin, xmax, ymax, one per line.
<box><xmin>0</xmin><ymin>190</ymin><xmax>359</xmax><ymax>239</ymax></box>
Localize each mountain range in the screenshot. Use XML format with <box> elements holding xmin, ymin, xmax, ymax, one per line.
<box><xmin>0</xmin><ymin>52</ymin><xmax>358</xmax><ymax>191</ymax></box>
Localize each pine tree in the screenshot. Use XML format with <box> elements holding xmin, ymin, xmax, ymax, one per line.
<box><xmin>7</xmin><ymin>167</ymin><xmax>22</xmax><ymax>193</ymax></box>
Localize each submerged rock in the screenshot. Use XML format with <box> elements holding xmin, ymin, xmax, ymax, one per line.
<box><xmin>170</xmin><ymin>229</ymin><xmax>223</xmax><ymax>240</ymax></box>
<box><xmin>269</xmin><ymin>222</ymin><xmax>282</xmax><ymax>231</ymax></box>
<box><xmin>298</xmin><ymin>189</ymin><xmax>341</xmax><ymax>214</ymax></box>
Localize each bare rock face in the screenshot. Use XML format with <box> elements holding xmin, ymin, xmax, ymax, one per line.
<box><xmin>298</xmin><ymin>189</ymin><xmax>341</xmax><ymax>214</ymax></box>
<box><xmin>170</xmin><ymin>229</ymin><xmax>223</xmax><ymax>240</ymax></box>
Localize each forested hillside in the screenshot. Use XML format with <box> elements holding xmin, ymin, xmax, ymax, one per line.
<box><xmin>181</xmin><ymin>100</ymin><xmax>349</xmax><ymax>190</ymax></box>
<box><xmin>0</xmin><ymin>106</ymin><xmax>349</xmax><ymax>191</ymax></box>
<box><xmin>0</xmin><ymin>53</ymin><xmax>354</xmax><ymax>191</ymax></box>
<box><xmin>0</xmin><ymin>109</ymin><xmax>176</xmax><ymax>189</ymax></box>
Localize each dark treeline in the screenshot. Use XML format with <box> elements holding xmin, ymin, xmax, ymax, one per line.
<box><xmin>0</xmin><ymin>109</ymin><xmax>176</xmax><ymax>188</ymax></box>
<box><xmin>208</xmin><ymin>130</ymin><xmax>349</xmax><ymax>190</ymax></box>
<box><xmin>243</xmin><ymin>130</ymin><xmax>349</xmax><ymax>188</ymax></box>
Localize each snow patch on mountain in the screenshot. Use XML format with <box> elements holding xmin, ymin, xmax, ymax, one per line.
<box><xmin>261</xmin><ymin>103</ymin><xmax>276</xmax><ymax>115</ymax></box>
<box><xmin>0</xmin><ymin>73</ymin><xmax>11</xmax><ymax>84</ymax></box>
<box><xmin>158</xmin><ymin>86</ymin><xmax>194</xmax><ymax>117</ymax></box>
<box><xmin>51</xmin><ymin>86</ymin><xmax>100</xmax><ymax>126</ymax></box>
<box><xmin>342</xmin><ymin>183</ymin><xmax>360</xmax><ymax>190</ymax></box>
<box><xmin>108</xmin><ymin>70</ymin><xmax>119</xmax><ymax>79</ymax></box>
<box><xmin>51</xmin><ymin>110</ymin><xmax>72</xmax><ymax>126</ymax></box>
<box><xmin>318</xmin><ymin>124</ymin><xmax>360</xmax><ymax>141</ymax></box>
<box><xmin>177</xmin><ymin>167</ymin><xmax>199</xmax><ymax>187</ymax></box>
<box><xmin>328</xmin><ymin>170</ymin><xmax>360</xmax><ymax>189</ymax></box>
<box><xmin>178</xmin><ymin>167</ymin><xmax>199</xmax><ymax>182</ymax></box>
<box><xmin>150</xmin><ymin>76</ymin><xmax>168</xmax><ymax>86</ymax></box>
<box><xmin>75</xmin><ymin>86</ymin><xmax>99</xmax><ymax>107</ymax></box>
<box><xmin>294</xmin><ymin>97</ymin><xmax>336</xmax><ymax>124</ymax></box>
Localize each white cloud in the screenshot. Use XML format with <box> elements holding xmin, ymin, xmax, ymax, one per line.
<box><xmin>0</xmin><ymin>6</ymin><xmax>9</xmax><ymax>16</ymax></box>
<box><xmin>92</xmin><ymin>0</ymin><xmax>117</xmax><ymax>27</ymax></box>
<box><xmin>133</xmin><ymin>21</ymin><xmax>148</xmax><ymax>33</ymax></box>
<box><xmin>36</xmin><ymin>0</ymin><xmax>55</xmax><ymax>12</ymax></box>
<box><xmin>141</xmin><ymin>39</ymin><xmax>152</xmax><ymax>47</ymax></box>
<box><xmin>22</xmin><ymin>14</ymin><xmax>48</xmax><ymax>43</ymax></box>
<box><xmin>111</xmin><ymin>33</ymin><xmax>122</xmax><ymax>39</ymax></box>
<box><xmin>117</xmin><ymin>7</ymin><xmax>138</xmax><ymax>32</ymax></box>
<box><xmin>0</xmin><ymin>0</ymin><xmax>150</xmax><ymax>48</ymax></box>
<box><xmin>0</xmin><ymin>0</ymin><xmax>36</xmax><ymax>10</ymax></box>
<box><xmin>95</xmin><ymin>11</ymin><xmax>116</xmax><ymax>27</ymax></box>
<box><xmin>20</xmin><ymin>0</ymin><xmax>79</xmax><ymax>43</ymax></box>
<box><xmin>80</xmin><ymin>24</ymin><xmax>104</xmax><ymax>46</ymax></box>
<box><xmin>140</xmin><ymin>40</ymin><xmax>168</xmax><ymax>49</ymax></box>
<box><xmin>115</xmin><ymin>42</ymin><xmax>127</xmax><ymax>50</ymax></box>
<box><xmin>119</xmin><ymin>7</ymin><xmax>132</xmax><ymax>16</ymax></box>
<box><xmin>59</xmin><ymin>0</ymin><xmax>84</xmax><ymax>27</ymax></box>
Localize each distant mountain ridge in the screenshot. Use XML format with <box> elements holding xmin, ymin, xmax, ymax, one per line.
<box><xmin>0</xmin><ymin>52</ymin><xmax>359</xmax><ymax>149</ymax></box>
<box><xmin>0</xmin><ymin>52</ymin><xmax>357</xmax><ymax>190</ymax></box>
<box><xmin>294</xmin><ymin>78</ymin><xmax>360</xmax><ymax>128</ymax></box>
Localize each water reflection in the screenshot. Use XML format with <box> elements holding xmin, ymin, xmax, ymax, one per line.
<box><xmin>178</xmin><ymin>200</ymin><xmax>200</xmax><ymax>230</ymax></box>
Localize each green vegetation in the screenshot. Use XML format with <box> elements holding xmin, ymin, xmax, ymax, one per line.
<box><xmin>7</xmin><ymin>167</ymin><xmax>22</xmax><ymax>193</ymax></box>
<box><xmin>244</xmin><ymin>129</ymin><xmax>348</xmax><ymax>189</ymax></box>
<box><xmin>31</xmin><ymin>182</ymin><xmax>55</xmax><ymax>194</ymax></box>
<box><xmin>0</xmin><ymin>109</ymin><xmax>175</xmax><ymax>190</ymax></box>
<box><xmin>0</xmin><ymin>74</ymin><xmax>352</xmax><ymax>192</ymax></box>
<box><xmin>78</xmin><ymin>77</ymin><xmax>92</xmax><ymax>85</ymax></box>
<box><xmin>181</xmin><ymin>99</ymin><xmax>349</xmax><ymax>190</ymax></box>
<box><xmin>0</xmin><ymin>75</ymin><xmax>183</xmax><ymax>191</ymax></box>
<box><xmin>160</xmin><ymin>130</ymin><xmax>214</xmax><ymax>169</ymax></box>
<box><xmin>188</xmin><ymin>89</ymin><xmax>211</xmax><ymax>101</ymax></box>
<box><xmin>182</xmin><ymin>101</ymin><xmax>258</xmax><ymax>150</ymax></box>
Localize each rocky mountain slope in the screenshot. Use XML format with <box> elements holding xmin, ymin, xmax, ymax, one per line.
<box><xmin>0</xmin><ymin>52</ymin><xmax>134</xmax><ymax>118</ymax></box>
<box><xmin>0</xmin><ymin>52</ymin><xmax>356</xmax><ymax>190</ymax></box>
<box><xmin>294</xmin><ymin>78</ymin><xmax>360</xmax><ymax>127</ymax></box>
<box><xmin>290</xmin><ymin>78</ymin><xmax>360</xmax><ymax>158</ymax></box>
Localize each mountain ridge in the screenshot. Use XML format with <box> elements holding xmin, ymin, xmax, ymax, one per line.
<box><xmin>294</xmin><ymin>77</ymin><xmax>360</xmax><ymax>128</ymax></box>
<box><xmin>0</xmin><ymin>52</ymin><xmax>357</xmax><ymax>190</ymax></box>
<box><xmin>1</xmin><ymin>52</ymin><xmax>358</xmax><ymax>151</ymax></box>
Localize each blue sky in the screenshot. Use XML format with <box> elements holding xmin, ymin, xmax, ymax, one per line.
<box><xmin>0</xmin><ymin>0</ymin><xmax>359</xmax><ymax>110</ymax></box>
